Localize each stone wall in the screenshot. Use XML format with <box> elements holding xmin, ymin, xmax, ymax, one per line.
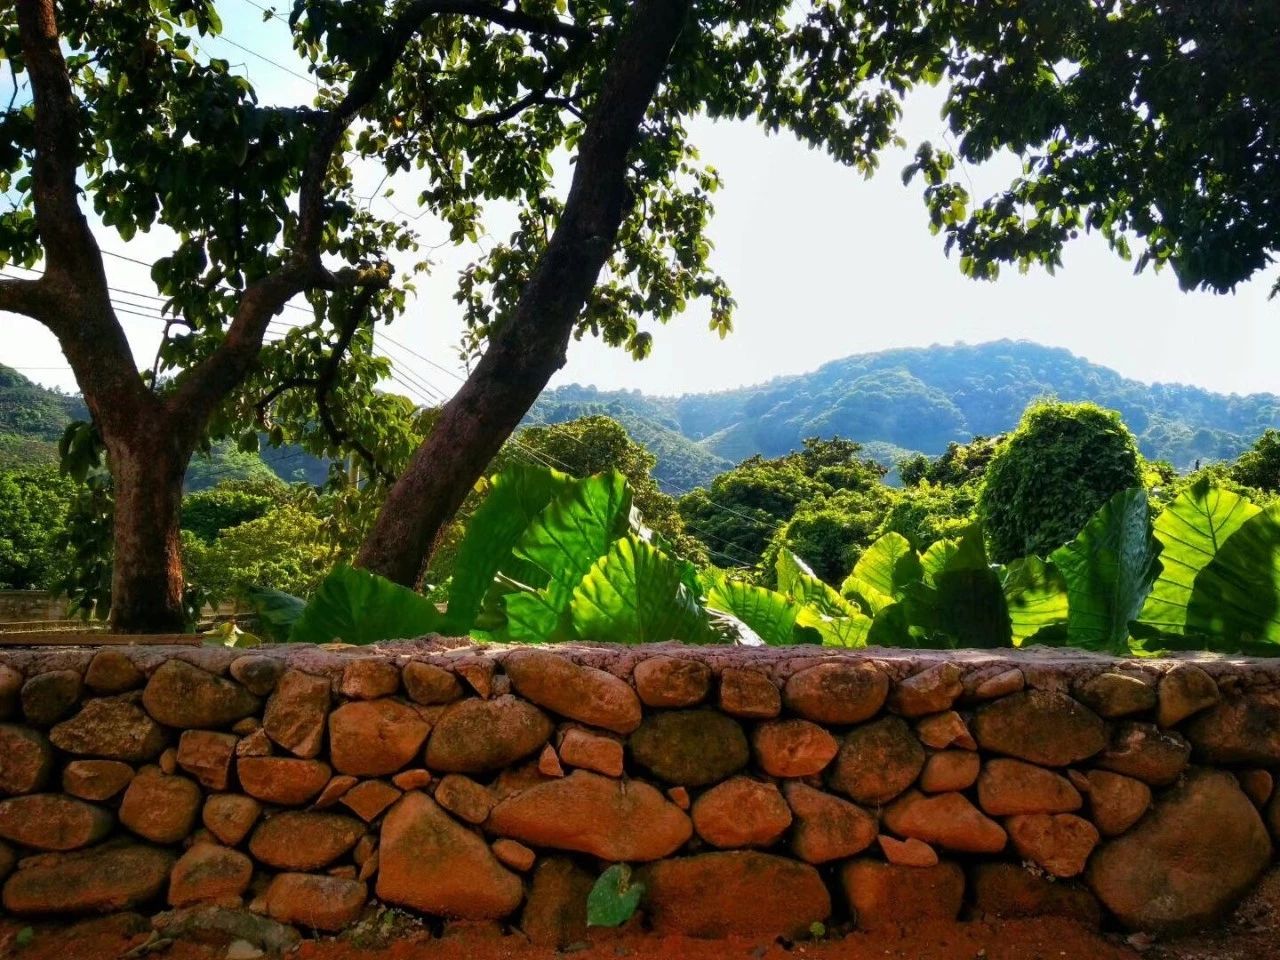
<box><xmin>0</xmin><ymin>641</ymin><xmax>1277</xmax><ymax>944</ymax></box>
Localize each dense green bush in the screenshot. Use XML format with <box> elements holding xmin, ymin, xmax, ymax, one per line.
<box><xmin>0</xmin><ymin>467</ymin><xmax>74</xmax><ymax>589</ymax></box>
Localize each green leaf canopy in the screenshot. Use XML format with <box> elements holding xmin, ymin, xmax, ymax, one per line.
<box><xmin>841</xmin><ymin>532</ymin><xmax>922</xmax><ymax>613</ymax></box>
<box><xmin>1183</xmin><ymin>503</ymin><xmax>1280</xmax><ymax>649</ymax></box>
<box><xmin>290</xmin><ymin>564</ymin><xmax>444</xmax><ymax>644</ymax></box>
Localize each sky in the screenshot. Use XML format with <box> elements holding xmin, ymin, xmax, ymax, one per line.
<box><xmin>4</xmin><ymin>3</ymin><xmax>1280</xmax><ymax>405</ymax></box>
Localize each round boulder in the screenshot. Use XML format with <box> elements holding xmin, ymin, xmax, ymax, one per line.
<box><xmin>628</xmin><ymin>709</ymin><xmax>748</xmax><ymax>787</ymax></box>
<box><xmin>692</xmin><ymin>777</ymin><xmax>791</xmax><ymax>849</ymax></box>
<box><xmin>828</xmin><ymin>716</ymin><xmax>924</xmax><ymax>805</ymax></box>
<box><xmin>425</xmin><ymin>695</ymin><xmax>553</xmax><ymax>773</ymax></box>
<box><xmin>782</xmin><ymin>662</ymin><xmax>888</xmax><ymax>725</ymax></box>
<box><xmin>972</xmin><ymin>691</ymin><xmax>1105</xmax><ymax>767</ymax></box>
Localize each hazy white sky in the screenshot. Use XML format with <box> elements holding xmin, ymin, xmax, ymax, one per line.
<box><xmin>4</xmin><ymin>4</ymin><xmax>1279</xmax><ymax>404</ymax></box>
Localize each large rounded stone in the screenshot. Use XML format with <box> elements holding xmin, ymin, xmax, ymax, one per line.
<box><xmin>882</xmin><ymin>790</ymin><xmax>1007</xmax><ymax>853</ymax></box>
<box><xmin>718</xmin><ymin>667</ymin><xmax>781</xmax><ymax>719</ymax></box>
<box><xmin>977</xmin><ymin>758</ymin><xmax>1082</xmax><ymax>816</ymax></box>
<box><xmin>783</xmin><ymin>662</ymin><xmax>888</xmax><ymax>725</ymax></box>
<box><xmin>403</xmin><ymin>662</ymin><xmax>463</xmax><ymax>705</ymax></box>
<box><xmin>203</xmin><ymin>794</ymin><xmax>262</xmax><ymax>846</ymax></box>
<box><xmin>119</xmin><ymin>768</ymin><xmax>202</xmax><ymax>844</ymax></box>
<box><xmin>1007</xmin><ymin>813</ymin><xmax>1099</xmax><ymax>878</ymax></box>
<box><xmin>1096</xmin><ymin>721</ymin><xmax>1191</xmax><ymax>785</ymax></box>
<box><xmin>263</xmin><ymin>669</ymin><xmax>330</xmax><ymax>758</ymax></box>
<box><xmin>972</xmin><ymin>691</ymin><xmax>1105</xmax><ymax>767</ymax></box>
<box><xmin>1087</xmin><ymin>769</ymin><xmax>1272</xmax><ymax>932</ymax></box>
<box><xmin>0</xmin><ymin>725</ymin><xmax>53</xmax><ymax>795</ymax></box>
<box><xmin>168</xmin><ymin>844</ymin><xmax>254</xmax><ymax>907</ymax></box>
<box><xmin>250</xmin><ymin>811</ymin><xmax>364</xmax><ymax>871</ymax></box>
<box><xmin>229</xmin><ymin>655</ymin><xmax>285</xmax><ymax>696</ymax></box>
<box><xmin>266</xmin><ymin>873</ymin><xmax>368</xmax><ymax>931</ymax></box>
<box><xmin>971</xmin><ymin>862</ymin><xmax>1101</xmax><ymax>927</ymax></box>
<box><xmin>504</xmin><ymin>651</ymin><xmax>642</xmax><ymax>734</ymax></box>
<box><xmin>143</xmin><ymin>660</ymin><xmax>259</xmax><ymax>729</ymax></box>
<box><xmin>85</xmin><ymin>650</ymin><xmax>145</xmax><ymax>694</ymax></box>
<box><xmin>487</xmin><ymin>769</ymin><xmax>691</xmax><ymax>861</ymax></box>
<box><xmin>632</xmin><ymin>656</ymin><xmax>711</xmax><ymax>708</ymax></box>
<box><xmin>628</xmin><ymin>709</ymin><xmax>748</xmax><ymax>786</ymax></box>
<box><xmin>21</xmin><ymin>670</ymin><xmax>83</xmax><ymax>726</ymax></box>
<box><xmin>1075</xmin><ymin>673</ymin><xmax>1157</xmax><ymax>719</ymax></box>
<box><xmin>377</xmin><ymin>792</ymin><xmax>523</xmax><ymax>919</ymax></box>
<box><xmin>840</xmin><ymin>860</ymin><xmax>964</xmax><ymax>928</ymax></box>
<box><xmin>176</xmin><ymin>730</ymin><xmax>237</xmax><ymax>790</ymax></box>
<box><xmin>339</xmin><ymin>659</ymin><xmax>400</xmax><ymax>700</ymax></box>
<box><xmin>2</xmin><ymin>844</ymin><xmax>175</xmax><ymax>915</ymax></box>
<box><xmin>0</xmin><ymin>794</ymin><xmax>112</xmax><ymax>850</ymax></box>
<box><xmin>640</xmin><ymin>852</ymin><xmax>830</xmax><ymax>939</ymax></box>
<box><xmin>425</xmin><ymin>695</ymin><xmax>553</xmax><ymax>773</ymax></box>
<box><xmin>782</xmin><ymin>782</ymin><xmax>877</xmax><ymax>863</ymax></box>
<box><xmin>828</xmin><ymin>716</ymin><xmax>925</xmax><ymax>805</ymax></box>
<box><xmin>50</xmin><ymin>696</ymin><xmax>166</xmax><ymax>762</ymax></box>
<box><xmin>237</xmin><ymin>757</ymin><xmax>332</xmax><ymax>806</ymax></box>
<box><xmin>920</xmin><ymin>750</ymin><xmax>981</xmax><ymax>793</ymax></box>
<box><xmin>752</xmin><ymin>719</ymin><xmax>838</xmax><ymax>778</ymax></box>
<box><xmin>520</xmin><ymin>857</ymin><xmax>594</xmax><ymax>948</ymax></box>
<box><xmin>692</xmin><ymin>777</ymin><xmax>791</xmax><ymax>849</ymax></box>
<box><xmin>0</xmin><ymin>665</ymin><xmax>22</xmax><ymax>720</ymax></box>
<box><xmin>1157</xmin><ymin>663</ymin><xmax>1219</xmax><ymax>728</ymax></box>
<box><xmin>330</xmin><ymin>698</ymin><xmax>431</xmax><ymax>776</ymax></box>
<box><xmin>1184</xmin><ymin>692</ymin><xmax>1280</xmax><ymax>764</ymax></box>
<box><xmin>1085</xmin><ymin>770</ymin><xmax>1151</xmax><ymax>837</ymax></box>
<box><xmin>889</xmin><ymin>663</ymin><xmax>963</xmax><ymax>717</ymax></box>
<box><xmin>62</xmin><ymin>759</ymin><xmax>134</xmax><ymax>801</ymax></box>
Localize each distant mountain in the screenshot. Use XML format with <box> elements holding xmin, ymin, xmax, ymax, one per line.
<box><xmin>535</xmin><ymin>341</ymin><xmax>1280</xmax><ymax>486</ymax></box>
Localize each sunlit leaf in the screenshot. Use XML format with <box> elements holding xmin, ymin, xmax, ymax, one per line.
<box><xmin>290</xmin><ymin>564</ymin><xmax>443</xmax><ymax>644</ymax></box>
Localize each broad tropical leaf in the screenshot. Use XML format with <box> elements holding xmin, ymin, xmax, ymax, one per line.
<box><xmin>569</xmin><ymin>535</ymin><xmax>716</xmax><ymax>645</ymax></box>
<box><xmin>920</xmin><ymin>527</ymin><xmax>987</xmax><ymax>586</ymax></box>
<box><xmin>706</xmin><ymin>576</ymin><xmax>803</xmax><ymax>646</ymax></box>
<box><xmin>1050</xmin><ymin>488</ymin><xmax>1162</xmax><ymax>653</ymax></box>
<box><xmin>777</xmin><ymin>548</ymin><xmax>863</xmax><ymax>617</ymax></box>
<box><xmin>795</xmin><ymin>605</ymin><xmax>873</xmax><ymax>647</ymax></box>
<box><xmin>1000</xmin><ymin>556</ymin><xmax>1069</xmax><ymax>646</ymax></box>
<box><xmin>1183</xmin><ymin>503</ymin><xmax>1280</xmax><ymax>648</ymax></box>
<box><xmin>842</xmin><ymin>533</ymin><xmax>922</xmax><ymax>613</ymax></box>
<box><xmin>290</xmin><ymin>564</ymin><xmax>444</xmax><ymax>644</ymax></box>
<box><xmin>240</xmin><ymin>584</ymin><xmax>305</xmax><ymax>644</ymax></box>
<box><xmin>1138</xmin><ymin>479</ymin><xmax>1261</xmax><ymax>636</ymax></box>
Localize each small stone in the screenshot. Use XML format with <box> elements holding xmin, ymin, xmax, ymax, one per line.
<box><xmin>425</xmin><ymin>695</ymin><xmax>553</xmax><ymax>774</ymax></box>
<box><xmin>692</xmin><ymin>777</ymin><xmax>791</xmax><ymax>849</ymax></box>
<box><xmin>1097</xmin><ymin>721</ymin><xmax>1191</xmax><ymax>785</ymax></box>
<box><xmin>1067</xmin><ymin>768</ymin><xmax>1091</xmax><ymax>792</ymax></box>
<box><xmin>21</xmin><ymin>670</ymin><xmax>83</xmax><ymax>726</ymax></box>
<box><xmin>520</xmin><ymin>857</ymin><xmax>593</xmax><ymax>947</ymax></box>
<box><xmin>877</xmin><ymin>834</ymin><xmax>938</xmax><ymax>867</ymax></box>
<box><xmin>557</xmin><ymin>726</ymin><xmax>624</xmax><ymax>777</ymax></box>
<box><xmin>330</xmin><ymin>698</ymin><xmax>432</xmax><ymax>776</ymax></box>
<box><xmin>1184</xmin><ymin>691</ymin><xmax>1280</xmax><ymax>764</ymax></box>
<box><xmin>402</xmin><ymin>661</ymin><xmax>464</xmax><ymax>705</ymax></box>
<box><xmin>633</xmin><ymin>656</ymin><xmax>712</xmax><ymax>708</ymax></box>
<box><xmin>973</xmin><ymin>691</ymin><xmax>1106</xmax><ymax>767</ymax></box>
<box><xmin>971</xmin><ymin>862</ymin><xmax>1102</xmax><ymax>927</ymax></box>
<box><xmin>1085</xmin><ymin>770</ymin><xmax>1151</xmax><ymax>836</ymax></box>
<box><xmin>229</xmin><ymin>656</ymin><xmax>285</xmax><ymax>697</ymax></box>
<box><xmin>377</xmin><ymin>792</ymin><xmax>523</xmax><ymax>919</ymax></box>
<box><xmin>0</xmin><ymin>794</ymin><xmax>112</xmax><ymax>850</ymax></box>
<box><xmin>537</xmin><ymin>744</ymin><xmax>564</xmax><ymax>777</ymax></box>
<box><xmin>828</xmin><ymin>716</ymin><xmax>925</xmax><ymax>805</ymax></box>
<box><xmin>487</xmin><ymin>769</ymin><xmax>692</xmax><ymax>861</ymax></box>
<box><xmin>1238</xmin><ymin>769</ymin><xmax>1274</xmax><ymax>808</ymax></box>
<box><xmin>783</xmin><ymin>662</ymin><xmax>888</xmax><ymax>725</ymax></box>
<box><xmin>969</xmin><ymin>668</ymin><xmax>1025</xmax><ymax>701</ymax></box>
<box><xmin>263</xmin><ymin>670</ymin><xmax>330</xmax><ymax>759</ymax></box>
<box><xmin>717</xmin><ymin>667</ymin><xmax>781</xmax><ymax>719</ymax></box>
<box><xmin>235</xmin><ymin>728</ymin><xmax>271</xmax><ymax>757</ymax></box>
<box><xmin>752</xmin><ymin>719</ymin><xmax>838</xmax><ymax>778</ymax></box>
<box><xmin>357</xmin><ymin>851</ymin><xmax>378</xmax><ymax>882</ymax></box>
<box><xmin>391</xmin><ymin>769</ymin><xmax>431</xmax><ymax>791</ymax></box>
<box><xmin>341</xmin><ymin>780</ymin><xmax>401</xmax><ymax>822</ymax></box>
<box><xmin>1</xmin><ymin>844</ymin><xmax>174</xmax><ymax>914</ymax></box>
<box><xmin>454</xmin><ymin>659</ymin><xmax>495</xmax><ymax>699</ymax></box>
<box><xmin>840</xmin><ymin>860</ymin><xmax>964</xmax><ymax>927</ymax></box>
<box><xmin>491</xmin><ymin>839</ymin><xmax>536</xmax><ymax>872</ymax></box>
<box><xmin>640</xmin><ymin>852</ymin><xmax>830</xmax><ymax>939</ymax></box>
<box><xmin>504</xmin><ymin>651</ymin><xmax>643</xmax><ymax>734</ymax></box>
<box><xmin>177</xmin><ymin>730</ymin><xmax>237</xmax><ymax>791</ymax></box>
<box><xmin>1007</xmin><ymin>813</ymin><xmax>1099</xmax><ymax>877</ymax></box>
<box><xmin>977</xmin><ymin>758</ymin><xmax>1082</xmax><ymax>816</ymax></box>
<box><xmin>0</xmin><ymin>725</ymin><xmax>53</xmax><ymax>795</ymax></box>
<box><xmin>143</xmin><ymin>660</ymin><xmax>259</xmax><ymax>729</ymax></box>
<box><xmin>313</xmin><ymin>775</ymin><xmax>359</xmax><ymax>809</ymax></box>
<box><xmin>667</xmin><ymin>786</ymin><xmax>690</xmax><ymax>810</ymax></box>
<box><xmin>151</xmin><ymin>906</ymin><xmax>300</xmax><ymax>953</ymax></box>
<box><xmin>250</xmin><ymin>811</ymin><xmax>364</xmax><ymax>871</ymax></box>
<box><xmin>85</xmin><ymin>650</ymin><xmax>144</xmax><ymax>694</ymax></box>
<box><xmin>233</xmin><ymin>717</ymin><xmax>260</xmax><ymax>736</ymax></box>
<box><xmin>916</xmin><ymin>711</ymin><xmax>975</xmax><ymax>750</ymax></box>
<box><xmin>339</xmin><ymin>660</ymin><xmax>400</xmax><ymax>700</ymax></box>
<box><xmin>352</xmin><ymin>834</ymin><xmax>376</xmax><ymax>866</ymax></box>
<box><xmin>159</xmin><ymin>747</ymin><xmax>178</xmax><ymax>774</ymax></box>
<box><xmin>120</xmin><ymin>768</ymin><xmax>202</xmax><ymax>844</ymax></box>
<box><xmin>628</xmin><ymin>708</ymin><xmax>748</xmax><ymax>786</ymax></box>
<box><xmin>782</xmin><ymin>782</ymin><xmax>877</xmax><ymax>863</ymax></box>
<box><xmin>225</xmin><ymin>940</ymin><xmax>264</xmax><ymax>960</ymax></box>
<box><xmin>1158</xmin><ymin>663</ymin><xmax>1220</xmax><ymax>728</ymax></box>
<box><xmin>882</xmin><ymin>790</ymin><xmax>1007</xmax><ymax>853</ymax></box>
<box><xmin>919</xmin><ymin>750</ymin><xmax>980</xmax><ymax>793</ymax></box>
<box><xmin>435</xmin><ymin>774</ymin><xmax>495</xmax><ymax>825</ymax></box>
<box><xmin>62</xmin><ymin>759</ymin><xmax>133</xmax><ymax>801</ymax></box>
<box><xmin>265</xmin><ymin>873</ymin><xmax>367</xmax><ymax>931</ymax></box>
<box><xmin>889</xmin><ymin>663</ymin><xmax>963</xmax><ymax>717</ymax></box>
<box><xmin>0</xmin><ymin>665</ymin><xmax>22</xmax><ymax>719</ymax></box>
<box><xmin>1076</xmin><ymin>673</ymin><xmax>1157</xmax><ymax>719</ymax></box>
<box><xmin>237</xmin><ymin>757</ymin><xmax>332</xmax><ymax>806</ymax></box>
<box><xmin>169</xmin><ymin>845</ymin><xmax>254</xmax><ymax>907</ymax></box>
<box><xmin>203</xmin><ymin>795</ymin><xmax>262</xmax><ymax>846</ymax></box>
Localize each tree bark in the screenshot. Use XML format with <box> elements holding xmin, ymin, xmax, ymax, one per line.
<box><xmin>356</xmin><ymin>0</ymin><xmax>689</xmax><ymax>586</ymax></box>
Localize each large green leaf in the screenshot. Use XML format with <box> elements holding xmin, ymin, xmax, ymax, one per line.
<box><xmin>1138</xmin><ymin>479</ymin><xmax>1261</xmax><ymax>637</ymax></box>
<box><xmin>1049</xmin><ymin>488</ymin><xmax>1162</xmax><ymax>653</ymax></box>
<box><xmin>1183</xmin><ymin>503</ymin><xmax>1280</xmax><ymax>648</ymax></box>
<box><xmin>795</xmin><ymin>606</ymin><xmax>873</xmax><ymax>647</ymax></box>
<box><xmin>841</xmin><ymin>532</ymin><xmax>922</xmax><ymax>613</ymax></box>
<box><xmin>241</xmin><ymin>584</ymin><xmax>305</xmax><ymax>644</ymax></box>
<box><xmin>706</xmin><ymin>576</ymin><xmax>803</xmax><ymax>646</ymax></box>
<box><xmin>1000</xmin><ymin>556</ymin><xmax>1069</xmax><ymax>646</ymax></box>
<box><xmin>442</xmin><ymin>463</ymin><xmax>575</xmax><ymax>634</ymax></box>
<box><xmin>777</xmin><ymin>548</ymin><xmax>863</xmax><ymax>617</ymax></box>
<box><xmin>569</xmin><ymin>535</ymin><xmax>716</xmax><ymax>645</ymax></box>
<box><xmin>908</xmin><ymin>528</ymin><xmax>1012</xmax><ymax>648</ymax></box>
<box><xmin>503</xmin><ymin>472</ymin><xmax>633</xmax><ymax>642</ymax></box>
<box><xmin>290</xmin><ymin>564</ymin><xmax>444</xmax><ymax>644</ymax></box>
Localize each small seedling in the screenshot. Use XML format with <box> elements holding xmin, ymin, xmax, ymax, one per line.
<box><xmin>15</xmin><ymin>927</ymin><xmax>34</xmax><ymax>949</ymax></box>
<box><xmin>808</xmin><ymin>920</ymin><xmax>827</xmax><ymax>940</ymax></box>
<box><xmin>587</xmin><ymin>864</ymin><xmax>645</xmax><ymax>928</ymax></box>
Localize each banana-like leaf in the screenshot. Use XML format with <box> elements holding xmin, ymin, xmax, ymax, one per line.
<box><xmin>1050</xmin><ymin>488</ymin><xmax>1161</xmax><ymax>653</ymax></box>
<box><xmin>795</xmin><ymin>605</ymin><xmax>873</xmax><ymax>647</ymax></box>
<box><xmin>1184</xmin><ymin>503</ymin><xmax>1280</xmax><ymax>648</ymax></box>
<box><xmin>240</xmin><ymin>584</ymin><xmax>305</xmax><ymax>644</ymax></box>
<box><xmin>904</xmin><ymin>527</ymin><xmax>1012</xmax><ymax>648</ymax></box>
<box><xmin>1138</xmin><ymin>479</ymin><xmax>1261</xmax><ymax>637</ymax></box>
<box><xmin>706</xmin><ymin>577</ymin><xmax>803</xmax><ymax>646</ymax></box>
<box><xmin>841</xmin><ymin>533</ymin><xmax>922</xmax><ymax>613</ymax></box>
<box><xmin>920</xmin><ymin>527</ymin><xmax>986</xmax><ymax>586</ymax></box>
<box><xmin>503</xmin><ymin>472</ymin><xmax>633</xmax><ymax>642</ymax></box>
<box><xmin>569</xmin><ymin>535</ymin><xmax>717</xmax><ymax>645</ymax></box>
<box><xmin>290</xmin><ymin>564</ymin><xmax>444</xmax><ymax>644</ymax></box>
<box><xmin>777</xmin><ymin>548</ymin><xmax>862</xmax><ymax>617</ymax></box>
<box><xmin>1000</xmin><ymin>556</ymin><xmax>1069</xmax><ymax>646</ymax></box>
<box><xmin>443</xmin><ymin>464</ymin><xmax>574</xmax><ymax>633</ymax></box>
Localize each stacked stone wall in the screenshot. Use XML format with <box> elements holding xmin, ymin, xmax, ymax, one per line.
<box><xmin>0</xmin><ymin>642</ymin><xmax>1277</xmax><ymax>943</ymax></box>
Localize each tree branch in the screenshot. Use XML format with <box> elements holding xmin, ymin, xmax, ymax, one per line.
<box><xmin>0</xmin><ymin>274</ymin><xmax>47</xmax><ymax>317</ymax></box>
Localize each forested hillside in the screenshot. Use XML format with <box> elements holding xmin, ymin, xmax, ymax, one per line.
<box><xmin>535</xmin><ymin>341</ymin><xmax>1280</xmax><ymax>483</ymax></box>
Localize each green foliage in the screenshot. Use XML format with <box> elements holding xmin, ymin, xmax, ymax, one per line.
<box><xmin>1000</xmin><ymin>557</ymin><xmax>1069</xmax><ymax>647</ymax></box>
<box><xmin>587</xmin><ymin>865</ymin><xmax>644</xmax><ymax>929</ymax></box>
<box><xmin>704</xmin><ymin>576</ymin><xmax>808</xmax><ymax>646</ymax></box>
<box><xmin>182</xmin><ymin>504</ymin><xmax>332</xmax><ymax>604</ymax></box>
<box><xmin>241</xmin><ymin>586</ymin><xmax>307</xmax><ymax>645</ymax></box>
<box><xmin>769</xmin><ymin>486</ymin><xmax>892</xmax><ymax>586</ymax></box>
<box><xmin>0</xmin><ymin>467</ymin><xmax>74</xmax><ymax>590</ymax></box>
<box><xmin>842</xmin><ymin>533</ymin><xmax>922</xmax><ymax>614</ymax></box>
<box><xmin>980</xmin><ymin>401</ymin><xmax>1143</xmax><ymax>563</ymax></box>
<box><xmin>874</xmin><ymin>483</ymin><xmax>977</xmax><ymax>554</ymax></box>
<box><xmin>1181</xmin><ymin>505</ymin><xmax>1280</xmax><ymax>649</ymax></box>
<box><xmin>1228</xmin><ymin>430</ymin><xmax>1280</xmax><ymax>494</ymax></box>
<box><xmin>289</xmin><ymin>564</ymin><xmax>444</xmax><ymax>645</ymax></box>
<box><xmin>181</xmin><ymin>479</ymin><xmax>286</xmax><ymax>542</ymax></box>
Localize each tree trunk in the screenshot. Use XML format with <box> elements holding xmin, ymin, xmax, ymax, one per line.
<box><xmin>357</xmin><ymin>0</ymin><xmax>689</xmax><ymax>586</ymax></box>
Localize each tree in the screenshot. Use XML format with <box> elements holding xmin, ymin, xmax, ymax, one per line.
<box><xmin>180</xmin><ymin>477</ymin><xmax>289</xmax><ymax>543</ymax></box>
<box><xmin>1229</xmin><ymin>430</ymin><xmax>1280</xmax><ymax>494</ymax></box>
<box><xmin>0</xmin><ymin>465</ymin><xmax>74</xmax><ymax>589</ymax></box>
<box><xmin>183</xmin><ymin>502</ymin><xmax>331</xmax><ymax>603</ymax></box>
<box><xmin>979</xmin><ymin>401</ymin><xmax>1143</xmax><ymax>563</ymax></box>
